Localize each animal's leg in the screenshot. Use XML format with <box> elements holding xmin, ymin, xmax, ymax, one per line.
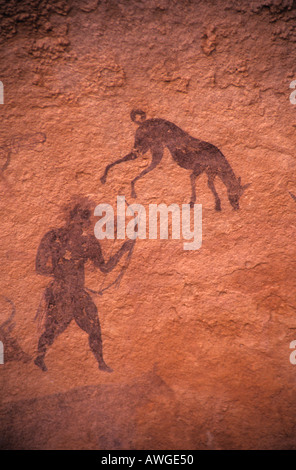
<box><xmin>74</xmin><ymin>292</ymin><xmax>112</xmax><ymax>373</ymax></box>
<box><xmin>100</xmin><ymin>151</ymin><xmax>138</xmax><ymax>184</ymax></box>
<box><xmin>189</xmin><ymin>168</ymin><xmax>203</xmax><ymax>208</ymax></box>
<box><xmin>131</xmin><ymin>147</ymin><xmax>163</xmax><ymax>198</ymax></box>
<box><xmin>207</xmin><ymin>174</ymin><xmax>221</xmax><ymax>211</ymax></box>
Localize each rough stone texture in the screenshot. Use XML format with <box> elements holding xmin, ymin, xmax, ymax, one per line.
<box><xmin>0</xmin><ymin>0</ymin><xmax>296</xmax><ymax>450</ymax></box>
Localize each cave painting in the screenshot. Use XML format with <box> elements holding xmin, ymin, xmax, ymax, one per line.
<box><xmin>34</xmin><ymin>197</ymin><xmax>135</xmax><ymax>373</ymax></box>
<box><xmin>101</xmin><ymin>110</ymin><xmax>250</xmax><ymax>210</ymax></box>
<box><xmin>0</xmin><ymin>132</ymin><xmax>46</xmax><ymax>173</ymax></box>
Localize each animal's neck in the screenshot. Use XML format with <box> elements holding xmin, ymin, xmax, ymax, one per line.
<box><xmin>219</xmin><ymin>164</ymin><xmax>240</xmax><ymax>192</ymax></box>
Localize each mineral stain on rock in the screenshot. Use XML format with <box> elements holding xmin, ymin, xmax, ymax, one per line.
<box><xmin>0</xmin><ymin>132</ymin><xmax>46</xmax><ymax>172</ymax></box>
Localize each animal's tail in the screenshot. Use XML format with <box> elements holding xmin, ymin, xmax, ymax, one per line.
<box><xmin>130</xmin><ymin>109</ymin><xmax>147</xmax><ymax>125</ymax></box>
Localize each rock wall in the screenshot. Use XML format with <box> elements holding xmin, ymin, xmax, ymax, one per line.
<box><xmin>0</xmin><ymin>0</ymin><xmax>296</xmax><ymax>450</ymax></box>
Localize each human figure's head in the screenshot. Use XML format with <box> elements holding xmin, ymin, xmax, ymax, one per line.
<box><xmin>130</xmin><ymin>109</ymin><xmax>147</xmax><ymax>125</ymax></box>
<box><xmin>64</xmin><ymin>196</ymin><xmax>95</xmax><ymax>230</ymax></box>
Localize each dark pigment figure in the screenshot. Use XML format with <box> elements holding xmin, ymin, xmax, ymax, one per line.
<box><xmin>101</xmin><ymin>110</ymin><xmax>250</xmax><ymax>210</ymax></box>
<box><xmin>0</xmin><ymin>132</ymin><xmax>46</xmax><ymax>172</ymax></box>
<box><xmin>0</xmin><ymin>298</ymin><xmax>31</xmax><ymax>364</ymax></box>
<box><xmin>34</xmin><ymin>197</ymin><xmax>134</xmax><ymax>373</ymax></box>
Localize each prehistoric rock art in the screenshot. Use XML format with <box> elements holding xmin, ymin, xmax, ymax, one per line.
<box><xmin>101</xmin><ymin>110</ymin><xmax>250</xmax><ymax>210</ymax></box>
<box><xmin>0</xmin><ymin>132</ymin><xmax>46</xmax><ymax>172</ymax></box>
<box><xmin>1</xmin><ymin>0</ymin><xmax>296</xmax><ymax>451</ymax></box>
<box><xmin>34</xmin><ymin>197</ymin><xmax>135</xmax><ymax>373</ymax></box>
<box><xmin>0</xmin><ymin>297</ymin><xmax>31</xmax><ymax>364</ymax></box>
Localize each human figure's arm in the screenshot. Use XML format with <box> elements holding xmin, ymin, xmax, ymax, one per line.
<box><xmin>87</xmin><ymin>236</ymin><xmax>135</xmax><ymax>274</ymax></box>
<box><xmin>35</xmin><ymin>230</ymin><xmax>56</xmax><ymax>276</ymax></box>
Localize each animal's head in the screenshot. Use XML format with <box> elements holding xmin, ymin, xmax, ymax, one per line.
<box><xmin>130</xmin><ymin>109</ymin><xmax>147</xmax><ymax>125</ymax></box>
<box><xmin>228</xmin><ymin>177</ymin><xmax>251</xmax><ymax>210</ymax></box>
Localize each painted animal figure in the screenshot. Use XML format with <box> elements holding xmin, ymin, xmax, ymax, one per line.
<box><xmin>101</xmin><ymin>110</ymin><xmax>250</xmax><ymax>210</ymax></box>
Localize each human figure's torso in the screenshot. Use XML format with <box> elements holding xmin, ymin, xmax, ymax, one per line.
<box><xmin>43</xmin><ymin>227</ymin><xmax>91</xmax><ymax>292</ymax></box>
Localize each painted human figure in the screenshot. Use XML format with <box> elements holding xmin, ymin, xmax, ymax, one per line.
<box><xmin>34</xmin><ymin>197</ymin><xmax>134</xmax><ymax>373</ymax></box>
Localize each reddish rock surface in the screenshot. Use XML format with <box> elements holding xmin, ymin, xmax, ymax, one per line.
<box><xmin>0</xmin><ymin>0</ymin><xmax>296</xmax><ymax>450</ymax></box>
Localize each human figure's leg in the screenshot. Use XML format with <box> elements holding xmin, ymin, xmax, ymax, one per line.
<box><xmin>35</xmin><ymin>288</ymin><xmax>73</xmax><ymax>371</ymax></box>
<box><xmin>74</xmin><ymin>292</ymin><xmax>112</xmax><ymax>372</ymax></box>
